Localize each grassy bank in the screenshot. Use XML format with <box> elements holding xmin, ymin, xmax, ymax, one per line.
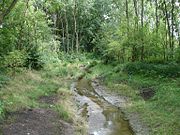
<box><xmin>1</xmin><ymin>53</ymin><xmax>179</xmax><ymax>135</ymax></box>
<box><xmin>0</xmin><ymin>69</ymin><xmax>69</xmax><ymax>119</ymax></box>
<box><xmin>0</xmin><ymin>54</ymin><xmax>92</xmax><ymax>134</ymax></box>
<box><xmin>88</xmin><ymin>62</ymin><xmax>180</xmax><ymax>135</ymax></box>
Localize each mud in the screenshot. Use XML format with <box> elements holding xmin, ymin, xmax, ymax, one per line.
<box><xmin>92</xmin><ymin>79</ymin><xmax>150</xmax><ymax>135</ymax></box>
<box><xmin>72</xmin><ymin>78</ymin><xmax>134</xmax><ymax>135</ymax></box>
<box><xmin>0</xmin><ymin>95</ymin><xmax>74</xmax><ymax>135</ymax></box>
<box><xmin>39</xmin><ymin>94</ymin><xmax>59</xmax><ymax>104</ymax></box>
<box><xmin>139</xmin><ymin>87</ymin><xmax>155</xmax><ymax>100</ymax></box>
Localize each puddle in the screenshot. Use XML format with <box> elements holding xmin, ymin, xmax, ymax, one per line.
<box><xmin>74</xmin><ymin>79</ymin><xmax>133</xmax><ymax>135</ymax></box>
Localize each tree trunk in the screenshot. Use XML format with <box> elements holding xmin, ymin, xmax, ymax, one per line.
<box><xmin>155</xmin><ymin>0</ymin><xmax>159</xmax><ymax>33</ymax></box>
<box><xmin>64</xmin><ymin>9</ymin><xmax>69</xmax><ymax>53</ymax></box>
<box><xmin>175</xmin><ymin>23</ymin><xmax>180</xmax><ymax>47</ymax></box>
<box><xmin>165</xmin><ymin>19</ymin><xmax>168</xmax><ymax>61</ymax></box>
<box><xmin>171</xmin><ymin>0</ymin><xmax>175</xmax><ymax>58</ymax></box>
<box><xmin>132</xmin><ymin>0</ymin><xmax>138</xmax><ymax>62</ymax></box>
<box><xmin>125</xmin><ymin>0</ymin><xmax>129</xmax><ymax>33</ymax></box>
<box><xmin>0</xmin><ymin>0</ymin><xmax>19</xmax><ymax>25</ymax></box>
<box><xmin>163</xmin><ymin>0</ymin><xmax>172</xmax><ymax>59</ymax></box>
<box><xmin>123</xmin><ymin>0</ymin><xmax>129</xmax><ymax>62</ymax></box>
<box><xmin>60</xmin><ymin>16</ymin><xmax>65</xmax><ymax>52</ymax></box>
<box><xmin>73</xmin><ymin>0</ymin><xmax>79</xmax><ymax>53</ymax></box>
<box><xmin>133</xmin><ymin>0</ymin><xmax>139</xmax><ymax>29</ymax></box>
<box><xmin>141</xmin><ymin>0</ymin><xmax>144</xmax><ymax>61</ymax></box>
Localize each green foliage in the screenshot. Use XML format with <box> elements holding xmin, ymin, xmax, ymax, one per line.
<box><xmin>123</xmin><ymin>62</ymin><xmax>180</xmax><ymax>78</ymax></box>
<box><xmin>0</xmin><ymin>0</ymin><xmax>56</xmax><ymax>71</ymax></box>
<box><xmin>89</xmin><ymin>62</ymin><xmax>180</xmax><ymax>135</ymax></box>
<box><xmin>26</xmin><ymin>49</ymin><xmax>44</xmax><ymax>70</ymax></box>
<box><xmin>53</xmin><ymin>105</ymin><xmax>70</xmax><ymax>122</ymax></box>
<box><xmin>0</xmin><ymin>100</ymin><xmax>5</xmax><ymax>119</ymax></box>
<box><xmin>0</xmin><ymin>73</ymin><xmax>10</xmax><ymax>88</ymax></box>
<box><xmin>175</xmin><ymin>47</ymin><xmax>180</xmax><ymax>63</ymax></box>
<box><xmin>4</xmin><ymin>50</ymin><xmax>26</xmax><ymax>68</ymax></box>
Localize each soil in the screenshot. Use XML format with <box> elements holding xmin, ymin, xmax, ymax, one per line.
<box><xmin>39</xmin><ymin>94</ymin><xmax>59</xmax><ymax>104</ymax></box>
<box><xmin>0</xmin><ymin>95</ymin><xmax>74</xmax><ymax>135</ymax></box>
<box><xmin>139</xmin><ymin>87</ymin><xmax>155</xmax><ymax>100</ymax></box>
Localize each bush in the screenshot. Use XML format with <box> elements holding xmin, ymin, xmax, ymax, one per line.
<box><xmin>26</xmin><ymin>49</ymin><xmax>44</xmax><ymax>70</ymax></box>
<box><xmin>4</xmin><ymin>50</ymin><xmax>26</xmax><ymax>69</ymax></box>
<box><xmin>123</xmin><ymin>62</ymin><xmax>180</xmax><ymax>78</ymax></box>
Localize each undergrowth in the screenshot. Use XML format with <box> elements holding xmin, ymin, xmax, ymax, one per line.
<box><xmin>89</xmin><ymin>62</ymin><xmax>180</xmax><ymax>135</ymax></box>
<box><xmin>0</xmin><ymin>53</ymin><xmax>91</xmax><ymax>135</ymax></box>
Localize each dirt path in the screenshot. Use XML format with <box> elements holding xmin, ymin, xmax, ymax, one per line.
<box><xmin>1</xmin><ymin>95</ymin><xmax>74</xmax><ymax>135</ymax></box>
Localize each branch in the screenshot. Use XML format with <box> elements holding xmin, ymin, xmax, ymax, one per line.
<box><xmin>0</xmin><ymin>0</ymin><xmax>18</xmax><ymax>25</ymax></box>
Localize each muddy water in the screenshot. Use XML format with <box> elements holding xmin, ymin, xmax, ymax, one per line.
<box><xmin>75</xmin><ymin>79</ymin><xmax>133</xmax><ymax>135</ymax></box>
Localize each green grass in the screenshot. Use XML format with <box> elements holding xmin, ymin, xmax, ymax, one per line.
<box><xmin>89</xmin><ymin>63</ymin><xmax>180</xmax><ymax>135</ymax></box>
<box><xmin>3</xmin><ymin>54</ymin><xmax>178</xmax><ymax>134</ymax></box>
<box><xmin>0</xmin><ymin>70</ymin><xmax>59</xmax><ymax>112</ymax></box>
<box><xmin>0</xmin><ymin>54</ymin><xmax>92</xmax><ymax>122</ymax></box>
<box><xmin>53</xmin><ymin>105</ymin><xmax>70</xmax><ymax>122</ymax></box>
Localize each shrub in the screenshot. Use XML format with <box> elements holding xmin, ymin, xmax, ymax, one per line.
<box><xmin>26</xmin><ymin>49</ymin><xmax>44</xmax><ymax>70</ymax></box>
<box><xmin>4</xmin><ymin>50</ymin><xmax>26</xmax><ymax>69</ymax></box>
<box><xmin>123</xmin><ymin>62</ymin><xmax>180</xmax><ymax>78</ymax></box>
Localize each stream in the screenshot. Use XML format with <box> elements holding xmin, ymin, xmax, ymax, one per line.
<box><xmin>73</xmin><ymin>78</ymin><xmax>134</xmax><ymax>135</ymax></box>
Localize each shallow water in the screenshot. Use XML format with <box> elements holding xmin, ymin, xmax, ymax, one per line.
<box><xmin>75</xmin><ymin>78</ymin><xmax>133</xmax><ymax>135</ymax></box>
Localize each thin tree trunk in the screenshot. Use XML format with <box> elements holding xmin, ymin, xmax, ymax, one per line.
<box><xmin>132</xmin><ymin>0</ymin><xmax>138</xmax><ymax>62</ymax></box>
<box><xmin>73</xmin><ymin>0</ymin><xmax>79</xmax><ymax>53</ymax></box>
<box><xmin>125</xmin><ymin>0</ymin><xmax>129</xmax><ymax>33</ymax></box>
<box><xmin>141</xmin><ymin>0</ymin><xmax>144</xmax><ymax>61</ymax></box>
<box><xmin>175</xmin><ymin>23</ymin><xmax>180</xmax><ymax>47</ymax></box>
<box><xmin>155</xmin><ymin>0</ymin><xmax>159</xmax><ymax>33</ymax></box>
<box><xmin>64</xmin><ymin>9</ymin><xmax>69</xmax><ymax>53</ymax></box>
<box><xmin>133</xmin><ymin>0</ymin><xmax>139</xmax><ymax>29</ymax></box>
<box><xmin>0</xmin><ymin>0</ymin><xmax>19</xmax><ymax>24</ymax></box>
<box><xmin>171</xmin><ymin>0</ymin><xmax>175</xmax><ymax>58</ymax></box>
<box><xmin>123</xmin><ymin>0</ymin><xmax>129</xmax><ymax>62</ymax></box>
<box><xmin>164</xmin><ymin>0</ymin><xmax>172</xmax><ymax>59</ymax></box>
<box><xmin>60</xmin><ymin>16</ymin><xmax>65</xmax><ymax>52</ymax></box>
<box><xmin>71</xmin><ymin>34</ymin><xmax>74</xmax><ymax>53</ymax></box>
<box><xmin>165</xmin><ymin>19</ymin><xmax>168</xmax><ymax>61</ymax></box>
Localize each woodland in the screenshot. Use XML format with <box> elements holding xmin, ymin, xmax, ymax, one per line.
<box><xmin>0</xmin><ymin>0</ymin><xmax>179</xmax><ymax>135</ymax></box>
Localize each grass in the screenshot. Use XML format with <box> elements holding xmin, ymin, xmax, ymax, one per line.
<box><xmin>0</xmin><ymin>55</ymin><xmax>90</xmax><ymax>134</ymax></box>
<box><xmin>0</xmin><ymin>70</ymin><xmax>58</xmax><ymax>113</ymax></box>
<box><xmin>4</xmin><ymin>54</ymin><xmax>179</xmax><ymax>134</ymax></box>
<box><xmin>0</xmin><ymin>59</ymin><xmax>79</xmax><ymax>119</ymax></box>
<box><xmin>89</xmin><ymin>62</ymin><xmax>180</xmax><ymax>135</ymax></box>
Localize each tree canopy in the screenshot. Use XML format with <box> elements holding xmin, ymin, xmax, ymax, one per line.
<box><xmin>0</xmin><ymin>0</ymin><xmax>179</xmax><ymax>68</ymax></box>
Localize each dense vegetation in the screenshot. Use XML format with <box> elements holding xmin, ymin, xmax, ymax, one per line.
<box><xmin>1</xmin><ymin>0</ymin><xmax>180</xmax><ymax>61</ymax></box>
<box><xmin>0</xmin><ymin>0</ymin><xmax>179</xmax><ymax>135</ymax></box>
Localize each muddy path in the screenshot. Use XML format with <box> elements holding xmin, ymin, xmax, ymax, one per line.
<box><xmin>72</xmin><ymin>78</ymin><xmax>136</xmax><ymax>135</ymax></box>
<box><xmin>92</xmin><ymin>80</ymin><xmax>149</xmax><ymax>135</ymax></box>
<box><xmin>0</xmin><ymin>95</ymin><xmax>74</xmax><ymax>135</ymax></box>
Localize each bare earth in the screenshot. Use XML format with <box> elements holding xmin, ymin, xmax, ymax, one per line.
<box><xmin>0</xmin><ymin>95</ymin><xmax>74</xmax><ymax>135</ymax></box>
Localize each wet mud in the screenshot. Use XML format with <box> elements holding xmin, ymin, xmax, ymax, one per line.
<box><xmin>73</xmin><ymin>78</ymin><xmax>134</xmax><ymax>135</ymax></box>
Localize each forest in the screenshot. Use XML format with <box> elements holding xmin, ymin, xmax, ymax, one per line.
<box><xmin>0</xmin><ymin>0</ymin><xmax>179</xmax><ymax>135</ymax></box>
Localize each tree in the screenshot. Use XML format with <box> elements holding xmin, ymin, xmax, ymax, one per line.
<box><xmin>0</xmin><ymin>0</ymin><xmax>19</xmax><ymax>25</ymax></box>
